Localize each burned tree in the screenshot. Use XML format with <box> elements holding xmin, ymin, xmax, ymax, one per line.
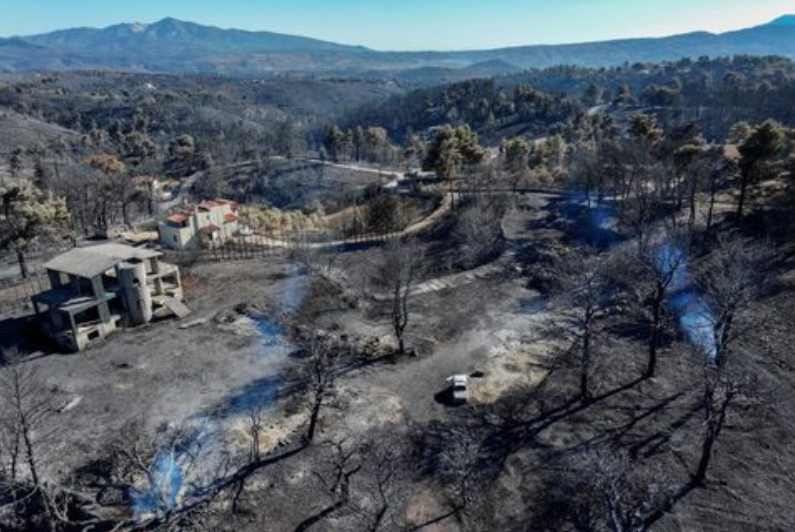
<box><xmin>454</xmin><ymin>195</ymin><xmax>508</xmax><ymax>268</ymax></box>
<box><xmin>555</xmin><ymin>250</ymin><xmax>616</xmax><ymax>402</ymax></box>
<box><xmin>111</xmin><ymin>419</ymin><xmax>222</xmax><ymax>521</ymax></box>
<box><xmin>292</xmin><ymin>233</ymin><xmax>341</xmax><ymax>278</ymax></box>
<box><xmin>692</xmin><ymin>364</ymin><xmax>745</xmax><ymax>487</ymax></box>
<box><xmin>543</xmin><ymin>449</ymin><xmax>674</xmax><ymax>532</ymax></box>
<box><xmin>615</xmin><ymin>231</ymin><xmax>689</xmax><ymax>379</ymax></box>
<box><xmin>0</xmin><ymin>360</ymin><xmax>61</xmax><ymax>526</ymax></box>
<box><xmin>297</xmin><ymin>333</ymin><xmax>345</xmax><ymax>444</ymax></box>
<box><xmin>295</xmin><ymin>438</ymin><xmax>363</xmax><ymax>532</ymax></box>
<box><xmin>434</xmin><ymin>426</ymin><xmax>484</xmax><ymax>514</ymax></box>
<box><xmin>689</xmin><ymin>237</ymin><xmax>773</xmax><ymax>485</ymax></box>
<box><xmin>351</xmin><ymin>438</ymin><xmax>408</xmax><ymax>532</ymax></box>
<box><xmin>645</xmin><ymin>241</ymin><xmax>687</xmax><ymax>379</ymax></box>
<box><xmin>372</xmin><ymin>239</ymin><xmax>424</xmax><ymax>356</ymax></box>
<box><xmin>697</xmin><ymin>236</ymin><xmax>773</xmax><ymax>369</ymax></box>
<box><xmin>293</xmin><ymin>433</ymin><xmax>409</xmax><ymax>532</ymax></box>
<box><xmin>700</xmin><ymin>147</ymin><xmax>733</xmax><ymax>238</ymax></box>
<box><xmin>245</xmin><ymin>400</ymin><xmax>268</xmax><ymax>464</ymax></box>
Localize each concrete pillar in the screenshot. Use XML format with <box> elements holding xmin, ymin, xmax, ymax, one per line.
<box><xmin>118</xmin><ymin>262</ymin><xmax>153</xmax><ymax>326</ymax></box>
<box><xmin>67</xmin><ymin>312</ymin><xmax>78</xmax><ymax>351</ymax></box>
<box><xmin>91</xmin><ymin>277</ymin><xmax>111</xmax><ymax>324</ymax></box>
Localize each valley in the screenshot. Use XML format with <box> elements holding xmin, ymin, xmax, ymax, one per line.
<box><xmin>1</xmin><ymin>6</ymin><xmax>795</xmax><ymax>532</ymax></box>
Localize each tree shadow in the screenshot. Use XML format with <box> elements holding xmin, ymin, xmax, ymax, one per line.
<box><xmin>418</xmin><ymin>373</ymin><xmax>650</xmax><ymax>490</ymax></box>
<box><xmin>0</xmin><ymin>314</ymin><xmax>62</xmax><ymax>363</ymax></box>
<box><xmin>629</xmin><ymin>401</ymin><xmax>703</xmax><ymax>459</ymax></box>
<box><xmin>548</xmin><ymin>391</ymin><xmax>686</xmax><ymax>459</ymax></box>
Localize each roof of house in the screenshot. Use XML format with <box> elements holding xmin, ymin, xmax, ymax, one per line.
<box><xmin>198</xmin><ymin>225</ymin><xmax>220</xmax><ymax>235</ymax></box>
<box><xmin>167</xmin><ymin>213</ymin><xmax>188</xmax><ymax>224</ymax></box>
<box><xmin>724</xmin><ymin>144</ymin><xmax>741</xmax><ymax>162</ymax></box>
<box><xmin>168</xmin><ymin>198</ymin><xmax>237</xmax><ymax>219</ymax></box>
<box><xmin>197</xmin><ymin>199</ymin><xmax>239</xmax><ymax>210</ymax></box>
<box><xmin>224</xmin><ymin>212</ymin><xmax>237</xmax><ymax>224</ymax></box>
<box><xmin>43</xmin><ymin>243</ymin><xmax>161</xmax><ymax>279</ymax></box>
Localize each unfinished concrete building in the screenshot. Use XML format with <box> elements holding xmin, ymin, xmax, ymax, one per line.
<box><xmin>31</xmin><ymin>243</ymin><xmax>189</xmax><ymax>352</ymax></box>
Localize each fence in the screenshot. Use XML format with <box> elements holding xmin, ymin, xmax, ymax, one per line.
<box><xmin>0</xmin><ymin>272</ymin><xmax>51</xmax><ymax>315</ymax></box>
<box><xmin>162</xmin><ymin>229</ymin><xmax>405</xmax><ymax>265</ymax></box>
<box><xmin>0</xmin><ymin>230</ymin><xmax>405</xmax><ymax>313</ymax></box>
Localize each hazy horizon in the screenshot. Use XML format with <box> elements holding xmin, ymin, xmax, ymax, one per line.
<box><xmin>0</xmin><ymin>0</ymin><xmax>792</xmax><ymax>51</ymax></box>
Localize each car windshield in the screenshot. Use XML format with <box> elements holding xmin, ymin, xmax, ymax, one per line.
<box><xmin>454</xmin><ymin>385</ymin><xmax>467</xmax><ymax>391</ymax></box>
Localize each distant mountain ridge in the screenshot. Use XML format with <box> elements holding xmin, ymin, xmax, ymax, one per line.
<box><xmin>23</xmin><ymin>18</ymin><xmax>366</xmax><ymax>54</ymax></box>
<box><xmin>769</xmin><ymin>15</ymin><xmax>795</xmax><ymax>26</ymax></box>
<box><xmin>0</xmin><ymin>16</ymin><xmax>794</xmax><ymax>77</ymax></box>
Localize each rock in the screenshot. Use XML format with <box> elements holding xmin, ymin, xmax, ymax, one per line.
<box><xmin>213</xmin><ymin>309</ymin><xmax>237</xmax><ymax>324</ymax></box>
<box><xmin>179</xmin><ymin>318</ymin><xmax>206</xmax><ymax>330</ymax></box>
<box><xmin>235</xmin><ymin>303</ymin><xmax>253</xmax><ymax>315</ymax></box>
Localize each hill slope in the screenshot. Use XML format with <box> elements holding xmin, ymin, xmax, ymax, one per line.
<box><xmin>0</xmin><ymin>16</ymin><xmax>794</xmax><ymax>76</ymax></box>
<box><xmin>23</xmin><ymin>18</ymin><xmax>365</xmax><ymax>55</ymax></box>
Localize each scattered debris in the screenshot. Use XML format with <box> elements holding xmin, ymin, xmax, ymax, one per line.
<box><xmin>60</xmin><ymin>396</ymin><xmax>82</xmax><ymax>413</ymax></box>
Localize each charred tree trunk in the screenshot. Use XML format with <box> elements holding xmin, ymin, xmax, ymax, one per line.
<box><xmin>20</xmin><ymin>420</ymin><xmax>41</xmax><ymax>491</ymax></box>
<box><xmin>581</xmin><ymin>325</ymin><xmax>592</xmax><ymax>403</ymax></box>
<box><xmin>16</xmin><ymin>250</ymin><xmax>29</xmax><ymax>279</ymax></box>
<box><xmin>694</xmin><ymin>422</ymin><xmax>718</xmax><ymax>486</ymax></box>
<box><xmin>736</xmin><ymin>169</ymin><xmax>750</xmax><ymax>219</ymax></box>
<box><xmin>392</xmin><ymin>283</ymin><xmax>410</xmax><ymax>355</ymax></box>
<box><xmin>294</xmin><ymin>463</ymin><xmax>359</xmax><ymax>532</ymax></box>
<box><xmin>688</xmin><ymin>175</ymin><xmax>698</xmax><ymax>232</ymax></box>
<box><xmin>306</xmin><ymin>394</ymin><xmax>324</xmax><ymax>444</ymax></box>
<box><xmin>369</xmin><ymin>504</ymin><xmax>389</xmax><ymax>532</ymax></box>
<box><xmin>122</xmin><ymin>202</ymin><xmax>132</xmax><ymax>228</ymax></box>
<box><xmin>694</xmin><ymin>389</ymin><xmax>730</xmax><ymax>486</ymax></box>
<box><xmin>706</xmin><ymin>174</ymin><xmax>718</xmax><ymax>238</ymax></box>
<box><xmin>647</xmin><ymin>285</ymin><xmax>665</xmax><ymax>379</ymax></box>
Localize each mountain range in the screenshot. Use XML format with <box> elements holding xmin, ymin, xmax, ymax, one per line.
<box><xmin>1</xmin><ymin>15</ymin><xmax>794</xmax><ymax>77</ymax></box>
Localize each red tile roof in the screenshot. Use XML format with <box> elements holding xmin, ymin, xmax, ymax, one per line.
<box><xmin>724</xmin><ymin>144</ymin><xmax>741</xmax><ymax>162</ymax></box>
<box><xmin>198</xmin><ymin>225</ymin><xmax>220</xmax><ymax>235</ymax></box>
<box><xmin>224</xmin><ymin>213</ymin><xmax>238</xmax><ymax>224</ymax></box>
<box><xmin>166</xmin><ymin>198</ymin><xmax>237</xmax><ymax>224</ymax></box>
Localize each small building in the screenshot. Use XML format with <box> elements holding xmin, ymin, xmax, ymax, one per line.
<box><xmin>31</xmin><ymin>243</ymin><xmax>188</xmax><ymax>352</ymax></box>
<box><xmin>158</xmin><ymin>199</ymin><xmax>239</xmax><ymax>250</ymax></box>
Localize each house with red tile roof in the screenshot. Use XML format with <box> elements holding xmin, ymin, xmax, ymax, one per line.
<box><xmin>158</xmin><ymin>199</ymin><xmax>239</xmax><ymax>250</ymax></box>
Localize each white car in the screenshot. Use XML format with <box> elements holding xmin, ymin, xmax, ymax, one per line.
<box><xmin>447</xmin><ymin>375</ymin><xmax>470</xmax><ymax>403</ymax></box>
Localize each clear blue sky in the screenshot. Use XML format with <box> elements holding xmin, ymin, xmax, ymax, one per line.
<box><xmin>0</xmin><ymin>0</ymin><xmax>791</xmax><ymax>51</ymax></box>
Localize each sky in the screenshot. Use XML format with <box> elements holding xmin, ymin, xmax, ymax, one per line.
<box><xmin>0</xmin><ymin>0</ymin><xmax>791</xmax><ymax>51</ymax></box>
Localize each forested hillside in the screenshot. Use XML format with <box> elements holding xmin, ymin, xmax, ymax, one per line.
<box><xmin>1</xmin><ymin>45</ymin><xmax>795</xmax><ymax>532</ymax></box>
<box><xmin>344</xmin><ymin>56</ymin><xmax>795</xmax><ymax>142</ymax></box>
